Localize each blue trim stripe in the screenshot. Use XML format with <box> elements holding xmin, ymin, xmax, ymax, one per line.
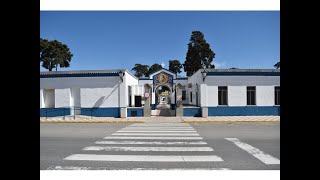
<box><xmin>176</xmin><ymin>78</ymin><xmax>188</xmax><ymax>80</ymax></box>
<box><xmin>183</xmin><ymin>107</ymin><xmax>202</xmax><ymax>117</ymax></box>
<box><xmin>207</xmin><ymin>72</ymin><xmax>280</xmax><ymax>76</ymax></box>
<box><xmin>207</xmin><ymin>106</ymin><xmax>280</xmax><ymax>116</ymax></box>
<box><xmin>40</xmin><ymin>108</ymin><xmax>71</xmax><ymax>117</ymax></box>
<box><xmin>127</xmin><ymin>108</ymin><xmax>144</xmax><ymax>117</ymax></box>
<box><xmin>81</xmin><ymin>108</ymin><xmax>120</xmax><ymax>117</ymax></box>
<box><xmin>40</xmin><ymin>73</ymin><xmax>119</xmax><ymax>78</ymax></box>
<box><xmin>139</xmin><ymin>78</ymin><xmax>151</xmax><ymax>80</ymax></box>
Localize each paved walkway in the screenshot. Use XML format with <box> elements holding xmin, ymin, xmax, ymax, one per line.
<box><xmin>40</xmin><ymin>116</ymin><xmax>279</xmax><ymax>123</ymax></box>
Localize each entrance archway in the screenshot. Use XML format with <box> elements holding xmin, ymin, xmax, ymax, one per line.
<box><xmin>155</xmin><ymin>85</ymin><xmax>171</xmax><ymax>107</ymax></box>
<box><xmin>153</xmin><ymin>85</ymin><xmax>175</xmax><ymax>116</ymax></box>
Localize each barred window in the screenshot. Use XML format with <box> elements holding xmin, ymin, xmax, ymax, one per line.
<box><xmin>218</xmin><ymin>86</ymin><xmax>228</xmax><ymax>105</ymax></box>
<box><xmin>247</xmin><ymin>86</ymin><xmax>256</xmax><ymax>105</ymax></box>
<box><xmin>275</xmin><ymin>86</ymin><xmax>280</xmax><ymax>105</ymax></box>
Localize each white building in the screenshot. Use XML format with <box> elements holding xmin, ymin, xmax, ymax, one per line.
<box><xmin>40</xmin><ymin>68</ymin><xmax>280</xmax><ymax>118</ymax></box>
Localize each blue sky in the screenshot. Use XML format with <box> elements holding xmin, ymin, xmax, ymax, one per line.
<box><xmin>40</xmin><ymin>11</ymin><xmax>279</xmax><ymax>76</ymax></box>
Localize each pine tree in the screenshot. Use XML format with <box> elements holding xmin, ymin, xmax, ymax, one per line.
<box><xmin>183</xmin><ymin>31</ymin><xmax>215</xmax><ymax>76</ymax></box>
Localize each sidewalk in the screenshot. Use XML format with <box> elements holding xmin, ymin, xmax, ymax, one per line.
<box><xmin>182</xmin><ymin>116</ymin><xmax>280</xmax><ymax>123</ymax></box>
<box><xmin>40</xmin><ymin>115</ymin><xmax>279</xmax><ymax>123</ymax></box>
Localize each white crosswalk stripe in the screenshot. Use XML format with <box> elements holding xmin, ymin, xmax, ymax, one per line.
<box><xmin>64</xmin><ymin>154</ymin><xmax>223</xmax><ymax>162</ymax></box>
<box><xmin>225</xmin><ymin>138</ymin><xmax>280</xmax><ymax>165</ymax></box>
<box><xmin>111</xmin><ymin>133</ymin><xmax>200</xmax><ymax>136</ymax></box>
<box><xmin>103</xmin><ymin>136</ymin><xmax>203</xmax><ymax>140</ymax></box>
<box><xmin>82</xmin><ymin>146</ymin><xmax>214</xmax><ymax>151</ymax></box>
<box><xmin>116</xmin><ymin>130</ymin><xmax>197</xmax><ymax>132</ymax></box>
<box><xmin>95</xmin><ymin>141</ymin><xmax>208</xmax><ymax>145</ymax></box>
<box><xmin>48</xmin><ymin>166</ymin><xmax>230</xmax><ymax>170</ymax></box>
<box><xmin>62</xmin><ymin>123</ymin><xmax>227</xmax><ymax>169</ymax></box>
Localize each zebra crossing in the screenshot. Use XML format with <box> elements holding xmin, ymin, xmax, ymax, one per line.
<box><xmin>48</xmin><ymin>123</ymin><xmax>279</xmax><ymax>170</ymax></box>
<box><xmin>59</xmin><ymin>123</ymin><xmax>227</xmax><ymax>169</ymax></box>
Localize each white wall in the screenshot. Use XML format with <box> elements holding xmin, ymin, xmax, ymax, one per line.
<box><xmin>186</xmin><ymin>70</ymin><xmax>203</xmax><ymax>105</ymax></box>
<box><xmin>205</xmin><ymin>76</ymin><xmax>280</xmax><ymax>86</ymax></box>
<box><xmin>256</xmin><ymin>86</ymin><xmax>275</xmax><ymax>106</ymax></box>
<box><xmin>41</xmin><ymin>76</ymin><xmax>124</xmax><ymax>108</ymax></box>
<box><xmin>207</xmin><ymin>86</ymin><xmax>218</xmax><ymax>106</ymax></box>
<box><xmin>55</xmin><ymin>89</ymin><xmax>70</xmax><ymax>107</ymax></box>
<box><xmin>130</xmin><ymin>85</ymin><xmax>144</xmax><ymax>107</ymax></box>
<box><xmin>130</xmin><ymin>85</ymin><xmax>144</xmax><ymax>95</ymax></box>
<box><xmin>138</xmin><ymin>79</ymin><xmax>152</xmax><ymax>86</ymax></box>
<box><xmin>186</xmin><ymin>69</ymin><xmax>280</xmax><ymax>107</ymax></box>
<box><xmin>40</xmin><ymin>76</ymin><xmax>121</xmax><ymax>89</ymax></box>
<box><xmin>125</xmin><ymin>71</ymin><xmax>139</xmax><ymax>107</ymax></box>
<box><xmin>81</xmin><ymin>85</ymin><xmax>120</xmax><ymax>108</ymax></box>
<box><xmin>174</xmin><ymin>79</ymin><xmax>188</xmax><ymax>86</ymax></box>
<box><xmin>228</xmin><ymin>86</ymin><xmax>247</xmax><ymax>106</ymax></box>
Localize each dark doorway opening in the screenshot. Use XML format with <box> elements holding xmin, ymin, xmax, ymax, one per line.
<box><xmin>135</xmin><ymin>96</ymin><xmax>142</xmax><ymax>107</ymax></box>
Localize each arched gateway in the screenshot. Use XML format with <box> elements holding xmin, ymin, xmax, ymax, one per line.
<box><xmin>127</xmin><ymin>68</ymin><xmax>184</xmax><ymax>117</ymax></box>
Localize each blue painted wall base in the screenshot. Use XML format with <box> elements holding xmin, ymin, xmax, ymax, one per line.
<box><xmin>208</xmin><ymin>106</ymin><xmax>280</xmax><ymax>116</ymax></box>
<box><xmin>81</xmin><ymin>108</ymin><xmax>120</xmax><ymax>117</ymax></box>
<box><xmin>127</xmin><ymin>108</ymin><xmax>144</xmax><ymax>117</ymax></box>
<box><xmin>183</xmin><ymin>107</ymin><xmax>202</xmax><ymax>117</ymax></box>
<box><xmin>40</xmin><ymin>108</ymin><xmax>71</xmax><ymax>117</ymax></box>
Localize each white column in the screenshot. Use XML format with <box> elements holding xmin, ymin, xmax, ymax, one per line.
<box><xmin>119</xmin><ymin>79</ymin><xmax>126</xmax><ymax>108</ymax></box>
<box><xmin>171</xmin><ymin>90</ymin><xmax>175</xmax><ymax>105</ymax></box>
<box><xmin>40</xmin><ymin>89</ymin><xmax>45</xmax><ymax>108</ymax></box>
<box><xmin>131</xmin><ymin>95</ymin><xmax>135</xmax><ymax>107</ymax></box>
<box><xmin>70</xmin><ymin>87</ymin><xmax>81</xmax><ymax>115</ymax></box>
<box><xmin>200</xmin><ymin>84</ymin><xmax>208</xmax><ymax>107</ymax></box>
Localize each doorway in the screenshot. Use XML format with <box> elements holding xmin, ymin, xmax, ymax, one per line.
<box><xmin>135</xmin><ymin>96</ymin><xmax>142</xmax><ymax>107</ymax></box>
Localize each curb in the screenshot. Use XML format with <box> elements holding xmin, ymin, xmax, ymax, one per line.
<box><xmin>183</xmin><ymin>120</ymin><xmax>280</xmax><ymax>123</ymax></box>
<box><xmin>40</xmin><ymin>120</ymin><xmax>144</xmax><ymax>123</ymax></box>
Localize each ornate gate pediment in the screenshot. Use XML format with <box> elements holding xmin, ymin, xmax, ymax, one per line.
<box><xmin>153</xmin><ymin>72</ymin><xmax>174</xmax><ymax>92</ymax></box>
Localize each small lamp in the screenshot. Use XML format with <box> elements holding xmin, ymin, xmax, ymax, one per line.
<box><xmin>119</xmin><ymin>71</ymin><xmax>125</xmax><ymax>82</ymax></box>
<box><xmin>201</xmin><ymin>69</ymin><xmax>207</xmax><ymax>82</ymax></box>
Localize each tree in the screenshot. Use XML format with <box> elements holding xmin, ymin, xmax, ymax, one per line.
<box><xmin>230</xmin><ymin>67</ymin><xmax>238</xmax><ymax>69</ymax></box>
<box><xmin>148</xmin><ymin>63</ymin><xmax>163</xmax><ymax>76</ymax></box>
<box><xmin>169</xmin><ymin>60</ymin><xmax>182</xmax><ymax>74</ymax></box>
<box><xmin>183</xmin><ymin>31</ymin><xmax>215</xmax><ymax>76</ymax></box>
<box><xmin>131</xmin><ymin>64</ymin><xmax>149</xmax><ymax>77</ymax></box>
<box><xmin>274</xmin><ymin>62</ymin><xmax>280</xmax><ymax>69</ymax></box>
<box><xmin>40</xmin><ymin>38</ymin><xmax>73</xmax><ymax>71</ymax></box>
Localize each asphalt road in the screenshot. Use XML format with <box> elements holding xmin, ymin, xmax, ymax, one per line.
<box><xmin>40</xmin><ymin>122</ymin><xmax>280</xmax><ymax>170</ymax></box>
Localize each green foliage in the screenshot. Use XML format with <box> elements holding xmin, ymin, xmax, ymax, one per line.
<box><xmin>148</xmin><ymin>63</ymin><xmax>163</xmax><ymax>75</ymax></box>
<box><xmin>183</xmin><ymin>31</ymin><xmax>215</xmax><ymax>76</ymax></box>
<box><xmin>131</xmin><ymin>64</ymin><xmax>149</xmax><ymax>77</ymax></box>
<box><xmin>40</xmin><ymin>38</ymin><xmax>73</xmax><ymax>71</ymax></box>
<box><xmin>274</xmin><ymin>62</ymin><xmax>280</xmax><ymax>69</ymax></box>
<box><xmin>169</xmin><ymin>60</ymin><xmax>182</xmax><ymax>74</ymax></box>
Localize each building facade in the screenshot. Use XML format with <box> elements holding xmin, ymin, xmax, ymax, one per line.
<box><xmin>40</xmin><ymin>68</ymin><xmax>280</xmax><ymax>118</ymax></box>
